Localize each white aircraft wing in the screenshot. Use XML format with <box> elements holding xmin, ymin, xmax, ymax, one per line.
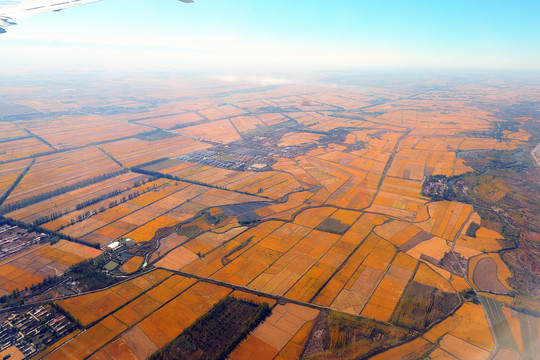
<box><xmin>0</xmin><ymin>0</ymin><xmax>102</xmax><ymax>33</ymax></box>
<box><xmin>0</xmin><ymin>0</ymin><xmax>192</xmax><ymax>34</ymax></box>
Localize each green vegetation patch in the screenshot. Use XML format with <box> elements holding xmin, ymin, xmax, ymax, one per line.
<box><xmin>304</xmin><ymin>311</ymin><xmax>411</xmax><ymax>360</ymax></box>
<box><xmin>149</xmin><ymin>297</ymin><xmax>270</xmax><ymax>360</ymax></box>
<box><xmin>203</xmin><ymin>211</ymin><xmax>227</xmax><ymax>227</ymax></box>
<box><xmin>315</xmin><ymin>218</ymin><xmax>350</xmax><ymax>235</ymax></box>
<box><xmin>466</xmin><ymin>222</ymin><xmax>481</xmax><ymax>237</ymax></box>
<box><xmin>389</xmin><ymin>281</ymin><xmax>459</xmax><ymax>331</ymax></box>
<box><xmin>177</xmin><ymin>225</ymin><xmax>204</xmax><ymax>238</ymax></box>
<box><xmin>69</xmin><ymin>256</ymin><xmax>117</xmax><ymax>291</ymax></box>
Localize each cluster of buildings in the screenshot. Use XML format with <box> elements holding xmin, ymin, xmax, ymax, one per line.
<box><xmin>0</xmin><ymin>305</ymin><xmax>76</xmax><ymax>359</ymax></box>
<box><xmin>0</xmin><ymin>225</ymin><xmax>44</xmax><ymax>259</ymax></box>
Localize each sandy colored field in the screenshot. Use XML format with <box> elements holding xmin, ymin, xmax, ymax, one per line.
<box><xmin>231</xmin><ymin>115</ymin><xmax>265</xmax><ymax>132</ymax></box>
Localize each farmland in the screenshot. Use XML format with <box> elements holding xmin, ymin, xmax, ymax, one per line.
<box><xmin>0</xmin><ymin>73</ymin><xmax>537</xmax><ymax>359</ymax></box>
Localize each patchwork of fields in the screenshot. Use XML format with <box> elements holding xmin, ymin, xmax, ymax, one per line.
<box><xmin>0</xmin><ymin>75</ymin><xmax>537</xmax><ymax>360</ymax></box>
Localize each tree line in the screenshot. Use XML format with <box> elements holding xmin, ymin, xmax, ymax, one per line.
<box><xmin>0</xmin><ymin>169</ymin><xmax>128</xmax><ymax>214</ymax></box>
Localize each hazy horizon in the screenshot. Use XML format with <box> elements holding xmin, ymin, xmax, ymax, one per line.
<box><xmin>1</xmin><ymin>0</ymin><xmax>539</xmax><ymax>73</ymax></box>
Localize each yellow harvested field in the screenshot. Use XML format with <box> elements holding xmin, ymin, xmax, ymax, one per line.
<box><xmin>413</xmin><ymin>263</ymin><xmax>455</xmax><ymax>293</ymax></box>
<box><xmin>449</xmin><ymin>303</ymin><xmax>495</xmax><ymax>352</ymax></box>
<box><xmin>417</xmin><ymin>201</ymin><xmax>473</xmax><ymax>242</ymax></box>
<box><xmin>16</xmin><ymin>115</ymin><xmax>146</xmax><ymax>149</ymax></box>
<box><xmin>406</xmin><ymin>236</ymin><xmax>451</xmax><ymax>263</ymax></box>
<box><xmin>123</xmin><ymin>216</ymin><xmax>179</xmax><ymax>243</ymax></box>
<box><xmin>360</xmin><ymin>252</ymin><xmax>416</xmax><ymax>322</ymax></box>
<box><xmin>41</xmin><ymin>315</ymin><xmax>128</xmax><ymax>360</ymax></box>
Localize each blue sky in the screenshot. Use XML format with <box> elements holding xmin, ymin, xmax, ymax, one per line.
<box><xmin>1</xmin><ymin>0</ymin><xmax>539</xmax><ymax>72</ymax></box>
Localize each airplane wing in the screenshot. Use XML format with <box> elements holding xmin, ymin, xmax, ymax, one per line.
<box><xmin>0</xmin><ymin>0</ymin><xmax>192</xmax><ymax>34</ymax></box>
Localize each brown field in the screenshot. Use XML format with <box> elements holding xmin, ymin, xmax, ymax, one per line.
<box><xmin>469</xmin><ymin>253</ymin><xmax>512</xmax><ymax>293</ymax></box>
<box><xmin>472</xmin><ymin>257</ymin><xmax>511</xmax><ymax>293</ymax></box>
